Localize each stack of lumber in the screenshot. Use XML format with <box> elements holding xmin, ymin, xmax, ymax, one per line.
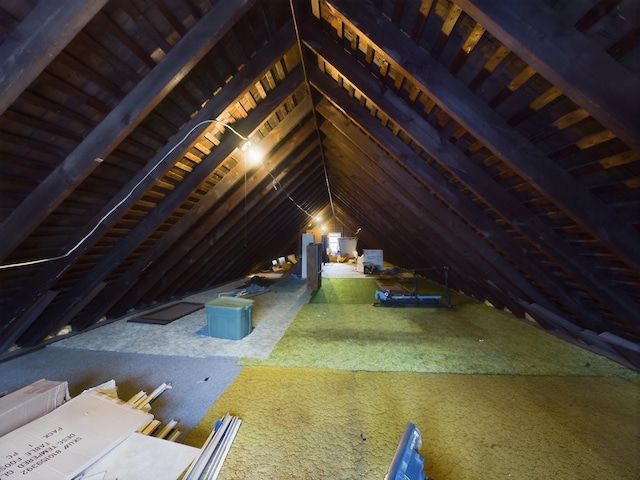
<box><xmin>183</xmin><ymin>413</ymin><xmax>242</xmax><ymax>480</ymax></box>
<box><xmin>0</xmin><ymin>379</ymin><xmax>241</xmax><ymax>480</ymax></box>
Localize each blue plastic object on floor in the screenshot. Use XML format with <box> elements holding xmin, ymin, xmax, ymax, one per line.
<box><xmin>205</xmin><ymin>297</ymin><xmax>254</xmax><ymax>340</ymax></box>
<box><xmin>385</xmin><ymin>422</ymin><xmax>430</xmax><ymax>480</ymax></box>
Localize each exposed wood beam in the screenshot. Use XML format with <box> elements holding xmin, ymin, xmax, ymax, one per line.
<box><xmin>300</xmin><ymin>18</ymin><xmax>616</xmax><ymax>331</ymax></box>
<box><xmin>322</xmin><ymin>129</ymin><xmax>489</xmax><ymax>296</ymax></box>
<box><xmin>316</xmin><ymin>98</ymin><xmax>553</xmax><ymax>322</ymax></box>
<box><xmin>1</xmin><ymin>291</ymin><xmax>58</xmax><ymax>350</ymax></box>
<box><xmin>149</xmin><ymin>159</ymin><xmax>320</xmax><ymax>300</ymax></box>
<box><xmin>328</xmin><ymin>136</ymin><xmax>483</xmax><ymax>295</ymax></box>
<box><xmin>76</xmin><ymin>98</ymin><xmax>314</xmax><ymax>326</ymax></box>
<box><xmin>0</xmin><ymin>0</ymin><xmax>257</xmax><ymax>265</ymax></box>
<box><xmin>320</xmin><ymin>96</ymin><xmax>603</xmax><ymax>326</ymax></box>
<box><xmin>324</xmin><ymin>142</ymin><xmax>502</xmax><ymax>307</ymax></box>
<box><xmin>326</xmin><ymin>0</ymin><xmax>640</xmax><ymax>272</ymax></box>
<box><xmin>0</xmin><ymin>0</ymin><xmax>108</xmax><ymax>116</ymax></box>
<box><xmin>170</xmin><ymin>136</ymin><xmax>327</xmax><ymax>294</ymax></box>
<box><xmin>144</xmin><ymin>139</ymin><xmax>322</xmax><ymax>303</ymax></box>
<box><xmin>57</xmin><ymin>282</ymin><xmax>107</xmax><ymax>328</ymax></box>
<box><xmin>0</xmin><ymin>21</ymin><xmax>295</xmax><ymax>351</ymax></box>
<box><xmin>17</xmin><ymin>67</ymin><xmax>304</xmax><ymax>346</ymax></box>
<box><xmin>110</xmin><ymin>132</ymin><xmax>317</xmax><ymax>315</ymax></box>
<box><xmin>456</xmin><ymin>0</ymin><xmax>640</xmax><ymax>152</ymax></box>
<box><xmin>171</xmin><ymin>146</ymin><xmax>324</xmax><ymax>298</ymax></box>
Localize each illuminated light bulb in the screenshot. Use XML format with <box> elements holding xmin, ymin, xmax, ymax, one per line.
<box><xmin>246</xmin><ymin>146</ymin><xmax>263</xmax><ymax>165</ymax></box>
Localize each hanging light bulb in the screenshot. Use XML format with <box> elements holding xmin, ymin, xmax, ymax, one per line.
<box><xmin>245</xmin><ymin>145</ymin><xmax>262</xmax><ymax>165</ymax></box>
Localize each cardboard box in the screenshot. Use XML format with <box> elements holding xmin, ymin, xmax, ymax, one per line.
<box><xmin>79</xmin><ymin>432</ymin><xmax>198</xmax><ymax>480</ymax></box>
<box><xmin>0</xmin><ymin>379</ymin><xmax>70</xmax><ymax>437</ymax></box>
<box><xmin>0</xmin><ymin>390</ymin><xmax>153</xmax><ymax>479</ymax></box>
<box><xmin>363</xmin><ymin>249</ymin><xmax>384</xmax><ymax>271</ymax></box>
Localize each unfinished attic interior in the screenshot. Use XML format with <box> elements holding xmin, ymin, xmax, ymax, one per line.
<box><xmin>0</xmin><ymin>0</ymin><xmax>639</xmax><ymax>478</ymax></box>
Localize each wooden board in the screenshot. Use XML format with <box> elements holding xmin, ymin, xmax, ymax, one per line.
<box><xmin>128</xmin><ymin>302</ymin><xmax>202</xmax><ymax>325</ymax></box>
<box><xmin>79</xmin><ymin>432</ymin><xmax>199</xmax><ymax>480</ymax></box>
<box><xmin>0</xmin><ymin>391</ymin><xmax>152</xmax><ymax>480</ymax></box>
<box><xmin>376</xmin><ymin>280</ymin><xmax>410</xmax><ymax>295</ymax></box>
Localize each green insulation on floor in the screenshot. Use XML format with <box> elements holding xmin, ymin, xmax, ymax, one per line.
<box><xmin>186</xmin><ymin>368</ymin><xmax>639</xmax><ymax>480</ymax></box>
<box><xmin>188</xmin><ymin>278</ymin><xmax>639</xmax><ymax>479</ymax></box>
<box><xmin>241</xmin><ymin>279</ymin><xmax>635</xmax><ymax>377</ymax></box>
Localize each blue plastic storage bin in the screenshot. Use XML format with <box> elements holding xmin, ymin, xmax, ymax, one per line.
<box><xmin>205</xmin><ymin>297</ymin><xmax>254</xmax><ymax>340</ymax></box>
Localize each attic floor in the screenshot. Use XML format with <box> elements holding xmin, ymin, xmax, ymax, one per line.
<box><xmin>50</xmin><ymin>273</ymin><xmax>311</xmax><ymax>359</ymax></box>
<box><xmin>1</xmin><ymin>263</ymin><xmax>638</xmax><ymax>479</ymax></box>
<box><xmin>0</xmin><ymin>263</ymin><xmax>361</xmax><ymax>435</ymax></box>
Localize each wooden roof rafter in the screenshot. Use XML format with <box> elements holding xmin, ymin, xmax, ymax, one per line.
<box><xmin>0</xmin><ymin>0</ymin><xmax>259</xmax><ymax>266</ymax></box>
<box><xmin>78</xmin><ymin>96</ymin><xmax>315</xmax><ymax>326</ymax></box>
<box><xmin>0</xmin><ymin>13</ymin><xmax>294</xmax><ymax>349</ymax></box>
<box><xmin>0</xmin><ymin>0</ymin><xmax>638</xmax><ymax>365</ymax></box>
<box><xmin>301</xmin><ymin>9</ymin><xmax>638</xmax><ymax>332</ymax></box>
<box><xmin>325</xmin><ymin>0</ymin><xmax>640</xmax><ymax>273</ymax></box>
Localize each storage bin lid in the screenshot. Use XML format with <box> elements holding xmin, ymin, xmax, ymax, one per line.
<box><xmin>206</xmin><ymin>296</ymin><xmax>255</xmax><ymax>308</ymax></box>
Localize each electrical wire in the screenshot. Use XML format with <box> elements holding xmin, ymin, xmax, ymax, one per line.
<box><xmin>0</xmin><ymin>119</ymin><xmax>247</xmax><ymax>270</ymax></box>
<box><xmin>257</xmin><ymin>157</ymin><xmax>315</xmax><ymax>219</ymax></box>
<box><xmin>1</xmin><ymin>97</ymin><xmax>321</xmax><ymax>270</ymax></box>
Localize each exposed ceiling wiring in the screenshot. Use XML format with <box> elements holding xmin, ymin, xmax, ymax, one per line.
<box><xmin>2</xmin><ymin>103</ymin><xmax>336</xmax><ymax>271</ymax></box>
<box><xmin>255</xmin><ymin>156</ymin><xmax>316</xmax><ymax>219</ymax></box>
<box><xmin>0</xmin><ymin>119</ymin><xmax>247</xmax><ymax>270</ymax></box>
